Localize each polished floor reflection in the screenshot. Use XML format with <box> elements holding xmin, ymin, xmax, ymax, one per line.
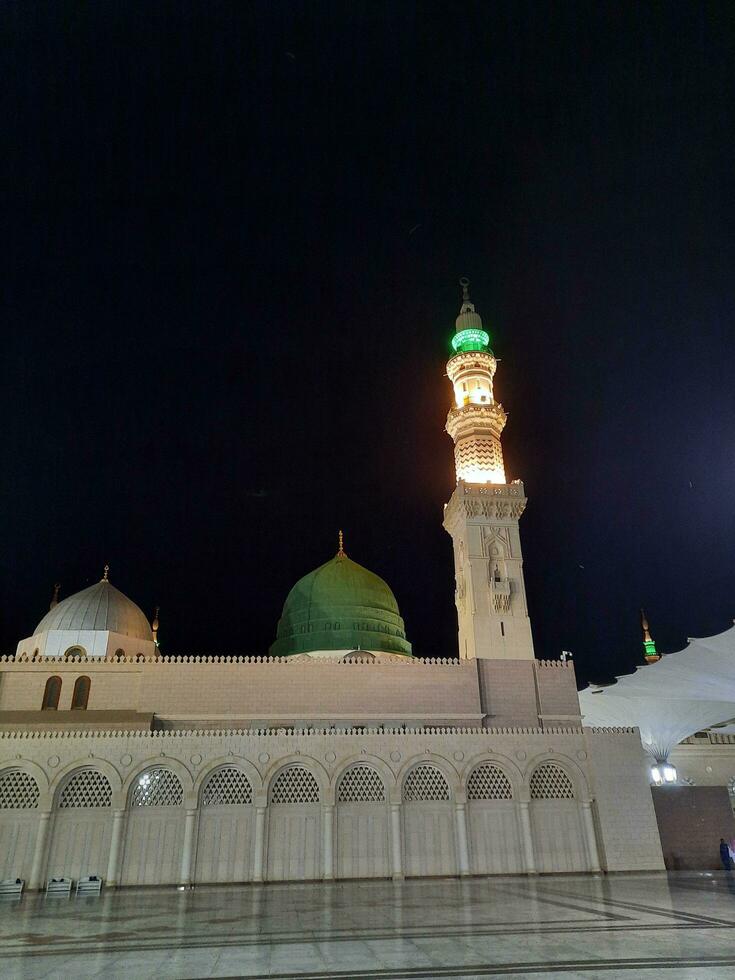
<box><xmin>2</xmin><ymin>873</ymin><xmax>735</xmax><ymax>979</ymax></box>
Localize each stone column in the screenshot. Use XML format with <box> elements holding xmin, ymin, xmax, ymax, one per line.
<box><xmin>454</xmin><ymin>802</ymin><xmax>470</xmax><ymax>876</ymax></box>
<box><xmin>390</xmin><ymin>803</ymin><xmax>403</xmax><ymax>880</ymax></box>
<box><xmin>29</xmin><ymin>811</ymin><xmax>52</xmax><ymax>891</ymax></box>
<box><xmin>179</xmin><ymin>808</ymin><xmax>198</xmax><ymax>887</ymax></box>
<box><xmin>252</xmin><ymin>805</ymin><xmax>267</xmax><ymax>882</ymax></box>
<box><xmin>581</xmin><ymin>801</ymin><xmax>602</xmax><ymax>872</ymax></box>
<box><xmin>106</xmin><ymin>809</ymin><xmax>127</xmax><ymax>886</ymax></box>
<box><xmin>322</xmin><ymin>804</ymin><xmax>334</xmax><ymax>880</ymax></box>
<box><xmin>518</xmin><ymin>801</ymin><xmax>537</xmax><ymax>874</ymax></box>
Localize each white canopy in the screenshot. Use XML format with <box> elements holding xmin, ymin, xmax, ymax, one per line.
<box><xmin>579</xmin><ymin>623</ymin><xmax>735</xmax><ymax>761</ymax></box>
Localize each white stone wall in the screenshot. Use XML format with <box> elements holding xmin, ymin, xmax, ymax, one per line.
<box><xmin>0</xmin><ymin>725</ymin><xmax>662</xmax><ymax>888</ymax></box>
<box><xmin>585</xmin><ymin>727</ymin><xmax>664</xmax><ymax>871</ymax></box>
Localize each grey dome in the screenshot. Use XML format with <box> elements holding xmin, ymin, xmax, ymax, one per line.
<box><xmin>34</xmin><ymin>578</ymin><xmax>153</xmax><ymax>641</ymax></box>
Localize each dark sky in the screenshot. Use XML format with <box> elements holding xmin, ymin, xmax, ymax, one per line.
<box><xmin>2</xmin><ymin>2</ymin><xmax>734</xmax><ymax>685</ymax></box>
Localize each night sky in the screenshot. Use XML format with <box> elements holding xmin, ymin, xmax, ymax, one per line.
<box><xmin>3</xmin><ymin>2</ymin><xmax>734</xmax><ymax>686</ymax></box>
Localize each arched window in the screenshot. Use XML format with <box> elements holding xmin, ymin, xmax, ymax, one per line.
<box><xmin>130</xmin><ymin>768</ymin><xmax>183</xmax><ymax>807</ymax></box>
<box><xmin>270</xmin><ymin>766</ymin><xmax>320</xmax><ymax>804</ymax></box>
<box><xmin>403</xmin><ymin>765</ymin><xmax>451</xmax><ymax>802</ymax></box>
<box><xmin>0</xmin><ymin>769</ymin><xmax>40</xmax><ymax>809</ymax></box>
<box><xmin>58</xmin><ymin>769</ymin><xmax>112</xmax><ymax>808</ymax></box>
<box><xmin>337</xmin><ymin>765</ymin><xmax>386</xmax><ymax>803</ymax></box>
<box><xmin>467</xmin><ymin>764</ymin><xmax>513</xmax><ymax>800</ymax></box>
<box><xmin>201</xmin><ymin>767</ymin><xmax>253</xmax><ymax>806</ymax></box>
<box><xmin>71</xmin><ymin>676</ymin><xmax>90</xmax><ymax>710</ymax></box>
<box><xmin>64</xmin><ymin>646</ymin><xmax>85</xmax><ymax>659</ymax></box>
<box><xmin>42</xmin><ymin>676</ymin><xmax>62</xmax><ymax>710</ymax></box>
<box><xmin>529</xmin><ymin>763</ymin><xmax>575</xmax><ymax>800</ymax></box>
<box><xmin>113</xmin><ymin>649</ymin><xmax>125</xmax><ymax>661</ymax></box>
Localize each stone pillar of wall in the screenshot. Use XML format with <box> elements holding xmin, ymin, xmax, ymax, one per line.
<box><xmin>517</xmin><ymin>801</ymin><xmax>536</xmax><ymax>874</ymax></box>
<box><xmin>252</xmin><ymin>805</ymin><xmax>267</xmax><ymax>882</ymax></box>
<box><xmin>29</xmin><ymin>811</ymin><xmax>52</xmax><ymax>890</ymax></box>
<box><xmin>106</xmin><ymin>809</ymin><xmax>127</xmax><ymax>886</ymax></box>
<box><xmin>390</xmin><ymin>803</ymin><xmax>403</xmax><ymax>880</ymax></box>
<box><xmin>454</xmin><ymin>801</ymin><xmax>470</xmax><ymax>875</ymax></box>
<box><xmin>180</xmin><ymin>808</ymin><xmax>198</xmax><ymax>886</ymax></box>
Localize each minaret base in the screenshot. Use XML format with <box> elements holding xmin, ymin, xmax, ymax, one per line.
<box><xmin>443</xmin><ymin>481</ymin><xmax>535</xmax><ymax>661</ymax></box>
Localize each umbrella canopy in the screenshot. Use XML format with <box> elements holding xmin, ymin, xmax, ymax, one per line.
<box><xmin>579</xmin><ymin>623</ymin><xmax>735</xmax><ymax>761</ymax></box>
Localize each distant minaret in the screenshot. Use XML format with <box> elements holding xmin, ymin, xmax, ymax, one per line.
<box><xmin>641</xmin><ymin>609</ymin><xmax>660</xmax><ymax>663</ymax></box>
<box><xmin>442</xmin><ymin>278</ymin><xmax>535</xmax><ymax>660</ymax></box>
<box><xmin>49</xmin><ymin>583</ymin><xmax>60</xmax><ymax>610</ymax></box>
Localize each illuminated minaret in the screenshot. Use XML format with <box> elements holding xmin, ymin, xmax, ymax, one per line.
<box><xmin>442</xmin><ymin>278</ymin><xmax>535</xmax><ymax>660</ymax></box>
<box><xmin>641</xmin><ymin>609</ymin><xmax>660</xmax><ymax>663</ymax></box>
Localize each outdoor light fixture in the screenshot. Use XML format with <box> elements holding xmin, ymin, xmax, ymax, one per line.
<box><xmin>651</xmin><ymin>763</ymin><xmax>677</xmax><ymax>785</ymax></box>
<box><xmin>662</xmin><ymin>764</ymin><xmax>677</xmax><ymax>783</ymax></box>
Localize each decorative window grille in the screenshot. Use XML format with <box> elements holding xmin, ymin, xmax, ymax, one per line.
<box><xmin>467</xmin><ymin>765</ymin><xmax>513</xmax><ymax>800</ymax></box>
<box><xmin>530</xmin><ymin>763</ymin><xmax>575</xmax><ymax>800</ymax></box>
<box><xmin>201</xmin><ymin>767</ymin><xmax>253</xmax><ymax>806</ymax></box>
<box><xmin>0</xmin><ymin>770</ymin><xmax>40</xmax><ymax>809</ymax></box>
<box><xmin>130</xmin><ymin>768</ymin><xmax>183</xmax><ymax>807</ymax></box>
<box><xmin>403</xmin><ymin>765</ymin><xmax>451</xmax><ymax>802</ymax></box>
<box><xmin>270</xmin><ymin>766</ymin><xmax>320</xmax><ymax>804</ymax></box>
<box><xmin>59</xmin><ymin>769</ymin><xmax>112</xmax><ymax>808</ymax></box>
<box><xmin>337</xmin><ymin>765</ymin><xmax>386</xmax><ymax>803</ymax></box>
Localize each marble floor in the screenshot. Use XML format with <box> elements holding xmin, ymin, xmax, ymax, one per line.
<box><xmin>2</xmin><ymin>872</ymin><xmax>735</xmax><ymax>979</ymax></box>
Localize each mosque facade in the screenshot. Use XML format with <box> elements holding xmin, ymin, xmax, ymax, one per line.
<box><xmin>0</xmin><ymin>284</ymin><xmax>665</xmax><ymax>889</ymax></box>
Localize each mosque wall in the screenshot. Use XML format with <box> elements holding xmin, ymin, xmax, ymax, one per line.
<box><xmin>584</xmin><ymin>727</ymin><xmax>664</xmax><ymax>871</ymax></box>
<box><xmin>0</xmin><ymin>725</ymin><xmax>662</xmax><ymax>889</ymax></box>
<box><xmin>475</xmin><ymin>660</ymin><xmax>580</xmax><ymax>728</ymax></box>
<box><xmin>0</xmin><ymin>656</ymin><xmax>580</xmax><ymax>728</ymax></box>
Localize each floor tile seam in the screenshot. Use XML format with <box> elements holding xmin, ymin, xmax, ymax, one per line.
<box><xmin>148</xmin><ymin>954</ymin><xmax>735</xmax><ymax>980</ymax></box>
<box><xmin>533</xmin><ymin>887</ymin><xmax>735</xmax><ymax>927</ymax></box>
<box><xmin>4</xmin><ymin>921</ymin><xmax>735</xmax><ymax>961</ymax></box>
<box><xmin>475</xmin><ymin>883</ymin><xmax>633</xmax><ymax>923</ymax></box>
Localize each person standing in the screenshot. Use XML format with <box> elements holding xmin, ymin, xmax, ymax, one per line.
<box><xmin>719</xmin><ymin>838</ymin><xmax>732</xmax><ymax>870</ymax></box>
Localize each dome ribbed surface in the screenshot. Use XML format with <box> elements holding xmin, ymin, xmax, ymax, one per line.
<box><xmin>269</xmin><ymin>554</ymin><xmax>412</xmax><ymax>658</ymax></box>
<box><xmin>33</xmin><ymin>579</ymin><xmax>153</xmax><ymax>641</ymax></box>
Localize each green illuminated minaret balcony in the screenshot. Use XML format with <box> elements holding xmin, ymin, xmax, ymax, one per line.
<box><xmin>450</xmin><ymin>277</ymin><xmax>492</xmax><ymax>354</ymax></box>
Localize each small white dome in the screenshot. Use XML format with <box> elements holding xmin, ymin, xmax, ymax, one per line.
<box><xmin>33</xmin><ymin>578</ymin><xmax>153</xmax><ymax>642</ymax></box>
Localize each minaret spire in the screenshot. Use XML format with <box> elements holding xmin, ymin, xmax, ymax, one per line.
<box><xmin>49</xmin><ymin>583</ymin><xmax>61</xmax><ymax>610</ymax></box>
<box><xmin>641</xmin><ymin>609</ymin><xmax>660</xmax><ymax>663</ymax></box>
<box><xmin>459</xmin><ymin>275</ymin><xmax>474</xmax><ymax>311</ymax></box>
<box><xmin>152</xmin><ymin>606</ymin><xmax>160</xmax><ymax>645</ymax></box>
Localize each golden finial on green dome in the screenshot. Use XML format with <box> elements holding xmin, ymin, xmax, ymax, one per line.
<box><xmin>337</xmin><ymin>529</ymin><xmax>346</xmax><ymax>558</ymax></box>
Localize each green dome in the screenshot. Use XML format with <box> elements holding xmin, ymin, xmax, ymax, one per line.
<box><xmin>269</xmin><ymin>551</ymin><xmax>412</xmax><ymax>659</ymax></box>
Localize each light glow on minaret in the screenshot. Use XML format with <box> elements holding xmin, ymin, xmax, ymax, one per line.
<box><xmin>445</xmin><ymin>278</ymin><xmax>507</xmax><ymax>484</ymax></box>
